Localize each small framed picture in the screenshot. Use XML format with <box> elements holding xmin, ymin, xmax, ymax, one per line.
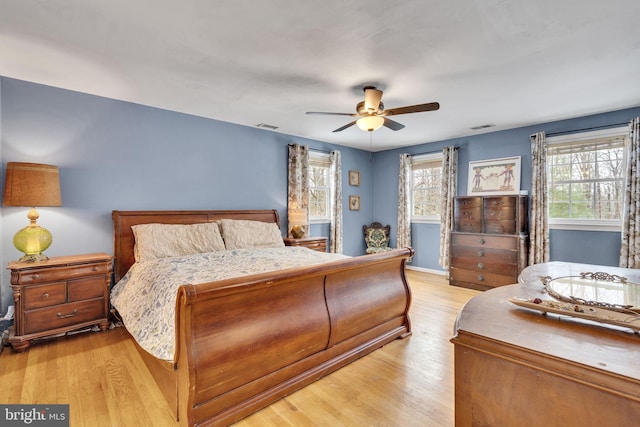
<box><xmin>349</xmin><ymin>195</ymin><xmax>360</xmax><ymax>211</ymax></box>
<box><xmin>349</xmin><ymin>170</ymin><xmax>360</xmax><ymax>186</ymax></box>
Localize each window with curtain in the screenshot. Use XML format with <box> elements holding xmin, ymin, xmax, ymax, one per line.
<box><xmin>547</xmin><ymin>127</ymin><xmax>627</xmax><ymax>231</ymax></box>
<box><xmin>411</xmin><ymin>152</ymin><xmax>443</xmax><ymax>223</ymax></box>
<box><xmin>309</xmin><ymin>151</ymin><xmax>332</xmax><ymax>222</ymax></box>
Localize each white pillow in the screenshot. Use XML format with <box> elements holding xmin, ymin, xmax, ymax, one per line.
<box><xmin>132</xmin><ymin>222</ymin><xmax>226</xmax><ymax>262</ymax></box>
<box><xmin>219</xmin><ymin>219</ymin><xmax>284</xmax><ymax>249</ymax></box>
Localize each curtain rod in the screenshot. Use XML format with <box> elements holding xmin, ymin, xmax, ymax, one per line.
<box><xmin>411</xmin><ymin>146</ymin><xmax>459</xmax><ymax>157</ymax></box>
<box><xmin>541</xmin><ymin>122</ymin><xmax>628</xmax><ymax>138</ymax></box>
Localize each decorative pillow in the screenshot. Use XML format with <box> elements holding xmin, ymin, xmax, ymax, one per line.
<box><xmin>219</xmin><ymin>219</ymin><xmax>284</xmax><ymax>249</ymax></box>
<box><xmin>132</xmin><ymin>222</ymin><xmax>226</xmax><ymax>262</ymax></box>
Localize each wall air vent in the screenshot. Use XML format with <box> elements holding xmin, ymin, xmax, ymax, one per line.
<box><xmin>470</xmin><ymin>124</ymin><xmax>496</xmax><ymax>130</ymax></box>
<box><xmin>256</xmin><ymin>123</ymin><xmax>279</xmax><ymax>130</ymax></box>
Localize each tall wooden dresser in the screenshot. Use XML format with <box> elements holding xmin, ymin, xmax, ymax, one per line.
<box><xmin>449</xmin><ymin>195</ymin><xmax>528</xmax><ymax>291</ymax></box>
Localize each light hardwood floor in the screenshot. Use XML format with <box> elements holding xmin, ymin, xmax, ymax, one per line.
<box><xmin>0</xmin><ymin>270</ymin><xmax>479</xmax><ymax>426</ymax></box>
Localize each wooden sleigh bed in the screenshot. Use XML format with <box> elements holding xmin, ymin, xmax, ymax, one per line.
<box><xmin>112</xmin><ymin>209</ymin><xmax>413</xmax><ymax>427</ymax></box>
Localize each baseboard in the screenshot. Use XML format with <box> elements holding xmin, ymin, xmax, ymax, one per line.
<box><xmin>406</xmin><ymin>265</ymin><xmax>448</xmax><ymax>277</ymax></box>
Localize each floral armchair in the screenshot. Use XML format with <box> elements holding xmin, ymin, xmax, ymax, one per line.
<box><xmin>363</xmin><ymin>222</ymin><xmax>393</xmax><ymax>254</ymax></box>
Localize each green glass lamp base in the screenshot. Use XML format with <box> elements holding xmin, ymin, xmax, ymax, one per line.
<box><xmin>13</xmin><ymin>224</ymin><xmax>53</xmax><ymax>263</ymax></box>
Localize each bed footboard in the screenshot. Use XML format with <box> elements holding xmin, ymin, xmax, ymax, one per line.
<box><xmin>174</xmin><ymin>248</ymin><xmax>413</xmax><ymax>427</ymax></box>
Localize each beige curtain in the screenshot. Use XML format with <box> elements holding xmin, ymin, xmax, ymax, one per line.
<box><xmin>529</xmin><ymin>132</ymin><xmax>549</xmax><ymax>265</ymax></box>
<box><xmin>329</xmin><ymin>150</ymin><xmax>343</xmax><ymax>254</ymax></box>
<box><xmin>287</xmin><ymin>144</ymin><xmax>309</xmax><ymax>237</ymax></box>
<box><xmin>439</xmin><ymin>146</ymin><xmax>458</xmax><ymax>269</ymax></box>
<box><xmin>620</xmin><ymin>117</ymin><xmax>640</xmax><ymax>268</ymax></box>
<box><xmin>397</xmin><ymin>154</ymin><xmax>412</xmax><ymax>250</ymax></box>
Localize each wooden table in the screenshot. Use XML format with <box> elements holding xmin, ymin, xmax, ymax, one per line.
<box><xmin>451</xmin><ymin>262</ymin><xmax>640</xmax><ymax>426</ymax></box>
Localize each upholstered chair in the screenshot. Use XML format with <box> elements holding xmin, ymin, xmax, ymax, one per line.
<box><xmin>363</xmin><ymin>222</ymin><xmax>393</xmax><ymax>254</ymax></box>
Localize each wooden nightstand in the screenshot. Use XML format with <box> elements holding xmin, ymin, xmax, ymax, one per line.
<box><xmin>283</xmin><ymin>236</ymin><xmax>328</xmax><ymax>253</ymax></box>
<box><xmin>7</xmin><ymin>253</ymin><xmax>113</xmax><ymax>352</ymax></box>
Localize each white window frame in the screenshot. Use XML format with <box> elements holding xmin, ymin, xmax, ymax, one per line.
<box><xmin>411</xmin><ymin>152</ymin><xmax>443</xmax><ymax>224</ymax></box>
<box><xmin>308</xmin><ymin>151</ymin><xmax>332</xmax><ymax>224</ymax></box>
<box><xmin>546</xmin><ymin>126</ymin><xmax>627</xmax><ymax>232</ymax></box>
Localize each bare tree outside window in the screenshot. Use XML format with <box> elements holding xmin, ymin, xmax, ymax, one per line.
<box><xmin>548</xmin><ymin>134</ymin><xmax>626</xmax><ymax>221</ymax></box>
<box><xmin>411</xmin><ymin>155</ymin><xmax>443</xmax><ymax>220</ymax></box>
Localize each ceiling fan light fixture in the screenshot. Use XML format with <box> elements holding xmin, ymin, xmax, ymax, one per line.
<box><xmin>356</xmin><ymin>115</ymin><xmax>384</xmax><ymax>132</ymax></box>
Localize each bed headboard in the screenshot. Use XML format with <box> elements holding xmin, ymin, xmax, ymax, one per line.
<box><xmin>112</xmin><ymin>209</ymin><xmax>280</xmax><ymax>282</ymax></box>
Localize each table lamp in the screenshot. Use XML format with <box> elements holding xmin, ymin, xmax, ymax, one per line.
<box><xmin>288</xmin><ymin>208</ymin><xmax>308</xmax><ymax>238</ymax></box>
<box><xmin>3</xmin><ymin>162</ymin><xmax>62</xmax><ymax>262</ymax></box>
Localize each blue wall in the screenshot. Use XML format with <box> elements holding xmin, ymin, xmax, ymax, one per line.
<box><xmin>373</xmin><ymin>107</ymin><xmax>640</xmax><ymax>271</ymax></box>
<box><xmin>1</xmin><ymin>76</ymin><xmax>639</xmax><ymax>313</ymax></box>
<box><xmin>0</xmin><ymin>77</ymin><xmax>374</xmax><ymax>312</ymax></box>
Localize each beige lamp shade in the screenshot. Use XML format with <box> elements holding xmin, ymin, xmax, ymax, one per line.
<box><xmin>3</xmin><ymin>162</ymin><xmax>62</xmax><ymax>262</ymax></box>
<box><xmin>288</xmin><ymin>208</ymin><xmax>308</xmax><ymax>238</ymax></box>
<box><xmin>4</xmin><ymin>162</ymin><xmax>62</xmax><ymax>207</ymax></box>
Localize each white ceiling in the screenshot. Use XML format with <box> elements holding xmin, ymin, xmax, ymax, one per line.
<box><xmin>1</xmin><ymin>1</ymin><xmax>639</xmax><ymax>151</ymax></box>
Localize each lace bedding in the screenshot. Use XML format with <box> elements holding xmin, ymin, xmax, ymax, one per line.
<box><xmin>111</xmin><ymin>247</ymin><xmax>348</xmax><ymax>361</ymax></box>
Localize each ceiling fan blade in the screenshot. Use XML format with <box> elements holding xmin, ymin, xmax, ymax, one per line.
<box><xmin>306</xmin><ymin>111</ymin><xmax>357</xmax><ymax>116</ymax></box>
<box><xmin>384</xmin><ymin>102</ymin><xmax>440</xmax><ymax>116</ymax></box>
<box><xmin>333</xmin><ymin>121</ymin><xmax>357</xmax><ymax>132</ymax></box>
<box><xmin>383</xmin><ymin>117</ymin><xmax>405</xmax><ymax>131</ymax></box>
<box><xmin>364</xmin><ymin>87</ymin><xmax>383</xmax><ymax>113</ymax></box>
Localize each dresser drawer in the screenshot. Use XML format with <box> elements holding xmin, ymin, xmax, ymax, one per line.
<box><xmin>23</xmin><ymin>298</ymin><xmax>105</xmax><ymax>334</ymax></box>
<box><xmin>484</xmin><ymin>219</ymin><xmax>517</xmax><ymax>234</ymax></box>
<box><xmin>23</xmin><ymin>282</ymin><xmax>67</xmax><ymax>309</ymax></box>
<box><xmin>68</xmin><ymin>277</ymin><xmax>106</xmax><ymax>302</ymax></box>
<box><xmin>451</xmin><ymin>233</ymin><xmax>518</xmax><ymax>250</ymax></box>
<box><xmin>450</xmin><ymin>249</ymin><xmax>518</xmax><ymax>276</ymax></box>
<box><xmin>450</xmin><ymin>268</ymin><xmax>517</xmax><ymax>289</ymax></box>
<box><xmin>16</xmin><ymin>263</ymin><xmax>111</xmax><ymax>285</ymax></box>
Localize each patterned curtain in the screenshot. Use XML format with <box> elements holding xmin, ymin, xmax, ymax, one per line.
<box><xmin>397</xmin><ymin>154</ymin><xmax>412</xmax><ymax>250</ymax></box>
<box><xmin>329</xmin><ymin>150</ymin><xmax>343</xmax><ymax>253</ymax></box>
<box><xmin>287</xmin><ymin>144</ymin><xmax>309</xmax><ymax>237</ymax></box>
<box><xmin>529</xmin><ymin>132</ymin><xmax>550</xmax><ymax>265</ymax></box>
<box><xmin>620</xmin><ymin>117</ymin><xmax>640</xmax><ymax>268</ymax></box>
<box><xmin>439</xmin><ymin>146</ymin><xmax>458</xmax><ymax>269</ymax></box>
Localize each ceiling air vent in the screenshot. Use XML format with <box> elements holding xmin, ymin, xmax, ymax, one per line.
<box><xmin>256</xmin><ymin>123</ymin><xmax>279</xmax><ymax>130</ymax></box>
<box><xmin>470</xmin><ymin>124</ymin><xmax>495</xmax><ymax>130</ymax></box>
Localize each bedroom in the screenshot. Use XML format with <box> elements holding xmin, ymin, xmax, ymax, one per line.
<box><xmin>1</xmin><ymin>1</ymin><xmax>640</xmax><ymax>426</ymax></box>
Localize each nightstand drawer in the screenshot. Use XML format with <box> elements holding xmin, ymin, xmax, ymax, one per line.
<box><xmin>68</xmin><ymin>277</ymin><xmax>105</xmax><ymax>302</ymax></box>
<box><xmin>17</xmin><ymin>263</ymin><xmax>112</xmax><ymax>285</ymax></box>
<box><xmin>23</xmin><ymin>298</ymin><xmax>105</xmax><ymax>334</ymax></box>
<box><xmin>23</xmin><ymin>282</ymin><xmax>67</xmax><ymax>309</ymax></box>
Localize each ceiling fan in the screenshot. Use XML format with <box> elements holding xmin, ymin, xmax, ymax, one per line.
<box><xmin>306</xmin><ymin>86</ymin><xmax>439</xmax><ymax>132</ymax></box>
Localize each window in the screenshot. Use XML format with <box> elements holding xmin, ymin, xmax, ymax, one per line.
<box><xmin>309</xmin><ymin>152</ymin><xmax>331</xmax><ymax>222</ymax></box>
<box><xmin>411</xmin><ymin>153</ymin><xmax>443</xmax><ymax>222</ymax></box>
<box><xmin>547</xmin><ymin>127</ymin><xmax>627</xmax><ymax>231</ymax></box>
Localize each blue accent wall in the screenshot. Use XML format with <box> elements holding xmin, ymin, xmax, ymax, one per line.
<box><xmin>373</xmin><ymin>107</ymin><xmax>640</xmax><ymax>271</ymax></box>
<box><xmin>1</xmin><ymin>76</ymin><xmax>639</xmax><ymax>312</ymax></box>
<box><xmin>0</xmin><ymin>77</ymin><xmax>374</xmax><ymax>311</ymax></box>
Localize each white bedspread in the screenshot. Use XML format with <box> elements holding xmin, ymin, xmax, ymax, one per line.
<box><xmin>111</xmin><ymin>247</ymin><xmax>348</xmax><ymax>361</ymax></box>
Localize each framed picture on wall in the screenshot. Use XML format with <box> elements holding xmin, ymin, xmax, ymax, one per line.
<box><xmin>349</xmin><ymin>195</ymin><xmax>360</xmax><ymax>210</ymax></box>
<box><xmin>349</xmin><ymin>170</ymin><xmax>360</xmax><ymax>186</ymax></box>
<box><xmin>468</xmin><ymin>156</ymin><xmax>521</xmax><ymax>195</ymax></box>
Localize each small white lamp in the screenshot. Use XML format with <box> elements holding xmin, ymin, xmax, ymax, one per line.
<box><xmin>288</xmin><ymin>208</ymin><xmax>308</xmax><ymax>238</ymax></box>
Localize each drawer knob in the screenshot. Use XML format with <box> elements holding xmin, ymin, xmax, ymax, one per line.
<box><xmin>478</xmin><ymin>250</ymin><xmax>484</xmax><ymax>257</ymax></box>
<box><xmin>479</xmin><ymin>238</ymin><xmax>485</xmax><ymax>244</ymax></box>
<box><xmin>42</xmin><ymin>293</ymin><xmax>49</xmax><ymax>299</ymax></box>
<box><xmin>56</xmin><ymin>309</ymin><xmax>78</xmax><ymax>319</ymax></box>
<box><xmin>30</xmin><ymin>274</ymin><xmax>40</xmax><ymax>280</ymax></box>
<box><xmin>477</xmin><ymin>263</ymin><xmax>485</xmax><ymax>270</ymax></box>
<box><xmin>477</xmin><ymin>275</ymin><xmax>484</xmax><ymax>281</ymax></box>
